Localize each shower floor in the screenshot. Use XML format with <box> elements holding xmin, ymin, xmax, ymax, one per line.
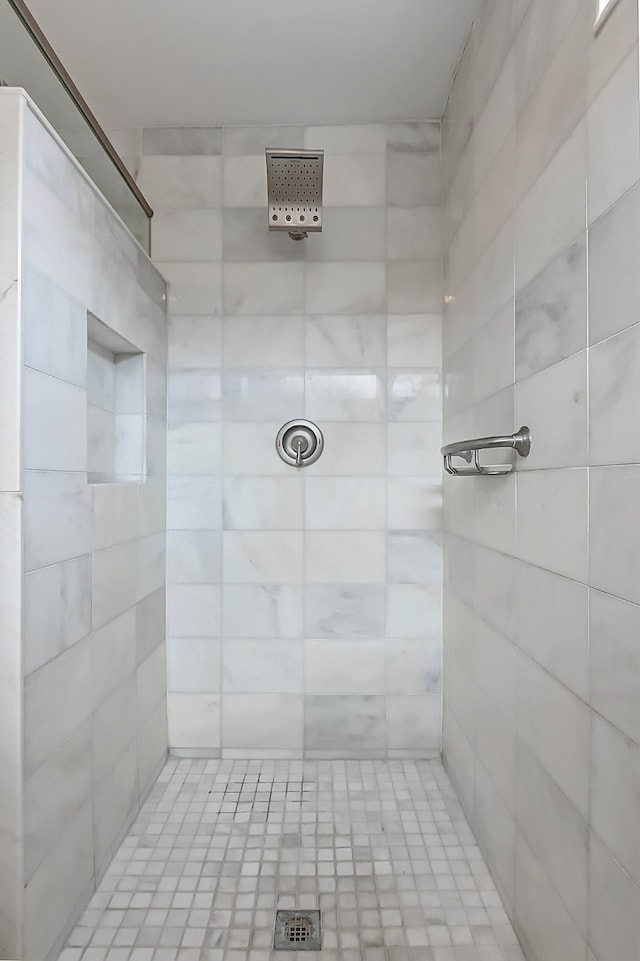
<box><xmin>58</xmin><ymin>759</ymin><xmax>525</xmax><ymax>961</ymax></box>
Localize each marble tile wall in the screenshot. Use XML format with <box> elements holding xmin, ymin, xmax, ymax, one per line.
<box><xmin>119</xmin><ymin>121</ymin><xmax>444</xmax><ymax>756</ymax></box>
<box><xmin>0</xmin><ymin>92</ymin><xmax>24</xmax><ymax>961</ymax></box>
<box><xmin>441</xmin><ymin>2</ymin><xmax>640</xmax><ymax>960</ymax></box>
<box><xmin>0</xmin><ymin>89</ymin><xmax>169</xmax><ymax>961</ymax></box>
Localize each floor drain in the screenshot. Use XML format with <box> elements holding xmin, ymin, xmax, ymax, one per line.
<box><xmin>274</xmin><ymin>910</ymin><xmax>321</xmax><ymax>951</ymax></box>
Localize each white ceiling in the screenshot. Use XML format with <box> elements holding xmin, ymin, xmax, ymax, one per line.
<box><xmin>25</xmin><ymin>0</ymin><xmax>479</xmax><ymax>128</ymax></box>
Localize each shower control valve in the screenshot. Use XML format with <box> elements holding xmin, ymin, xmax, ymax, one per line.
<box><xmin>276</xmin><ymin>420</ymin><xmax>324</xmax><ymax>468</ymax></box>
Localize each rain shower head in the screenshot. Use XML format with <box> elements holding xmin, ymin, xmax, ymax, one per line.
<box><xmin>265</xmin><ymin>148</ymin><xmax>324</xmax><ymax>240</ymax></box>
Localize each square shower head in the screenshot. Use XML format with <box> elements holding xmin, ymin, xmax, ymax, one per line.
<box><xmin>265</xmin><ymin>148</ymin><xmax>324</xmax><ymax>234</ymax></box>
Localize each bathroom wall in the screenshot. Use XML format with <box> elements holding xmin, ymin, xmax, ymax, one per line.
<box><xmin>117</xmin><ymin>121</ymin><xmax>444</xmax><ymax>756</ymax></box>
<box><xmin>0</xmin><ymin>88</ymin><xmax>169</xmax><ymax>961</ymax></box>
<box><xmin>0</xmin><ymin>91</ymin><xmax>24</xmax><ymax>961</ymax></box>
<box><xmin>442</xmin><ymin>1</ymin><xmax>640</xmax><ymax>959</ymax></box>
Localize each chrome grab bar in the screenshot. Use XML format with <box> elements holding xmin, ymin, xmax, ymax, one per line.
<box><xmin>441</xmin><ymin>426</ymin><xmax>531</xmax><ymax>477</ymax></box>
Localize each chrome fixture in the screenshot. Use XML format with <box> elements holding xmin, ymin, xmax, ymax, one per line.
<box><xmin>276</xmin><ymin>420</ymin><xmax>324</xmax><ymax>468</ymax></box>
<box><xmin>266</xmin><ymin>149</ymin><xmax>324</xmax><ymax>240</ymax></box>
<box><xmin>441</xmin><ymin>426</ymin><xmax>532</xmax><ymax>476</ymax></box>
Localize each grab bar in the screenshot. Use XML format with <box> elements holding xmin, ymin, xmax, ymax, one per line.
<box><xmin>441</xmin><ymin>426</ymin><xmax>531</xmax><ymax>476</ymax></box>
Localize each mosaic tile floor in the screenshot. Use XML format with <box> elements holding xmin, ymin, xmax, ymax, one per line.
<box><xmin>59</xmin><ymin>759</ymin><xmax>526</xmax><ymax>961</ymax></box>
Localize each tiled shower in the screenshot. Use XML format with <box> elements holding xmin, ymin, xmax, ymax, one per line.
<box><xmin>1</xmin><ymin>0</ymin><xmax>640</xmax><ymax>960</ymax></box>
<box><xmin>129</xmin><ymin>121</ymin><xmax>444</xmax><ymax>757</ymax></box>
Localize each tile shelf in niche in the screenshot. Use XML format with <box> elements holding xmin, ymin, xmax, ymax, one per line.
<box><xmin>87</xmin><ymin>313</ymin><xmax>147</xmax><ymax>485</ymax></box>
<box><xmin>441</xmin><ymin>426</ymin><xmax>532</xmax><ymax>476</ymax></box>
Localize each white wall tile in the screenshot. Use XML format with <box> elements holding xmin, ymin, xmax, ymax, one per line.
<box><xmin>21</xmin><ymin>262</ymin><xmax>86</xmax><ymax>388</ymax></box>
<box><xmin>223</xmin><ymin>316</ymin><xmax>305</xmax><ymax>368</ymax></box>
<box><xmin>305</xmin><ymin>586</ymin><xmax>386</xmax><ymax>639</ymax></box>
<box><xmin>223</xmin><ymin>477</ymin><xmax>303</xmax><ymax>530</ymax></box>
<box><xmin>91</xmin><ymin>609</ymin><xmax>137</xmax><ymax>708</ymax></box>
<box><xmin>589</xmin><ymin>179</ymin><xmax>640</xmax><ymax>344</ymax></box>
<box><xmin>387</xmin><ymin>695</ymin><xmax>441</xmax><ymax>750</ymax></box>
<box><xmin>136</xmin><ymin>645</ymin><xmax>167</xmax><ymax>722</ymax></box>
<box><xmin>387</xmin><ymin>586</ymin><xmax>442</xmax><ymax>639</ymax></box>
<box><xmin>588</xmin><ymin>832</ymin><xmax>640</xmax><ymax>961</ymax></box>
<box><xmin>224</xmin><ymin>263</ymin><xmax>304</xmax><ymax>314</ymax></box>
<box><xmin>222</xmin><ymin>370</ymin><xmax>304</xmax><ymax>422</ymax></box>
<box><xmin>23</xmin><ymin>720</ymin><xmax>91</xmax><ymax>883</ymax></box>
<box><xmin>152</xmin><ymin>209</ymin><xmax>222</xmax><ymax>262</ymax></box>
<box><xmin>159</xmin><ymin>262</ymin><xmax>222</xmax><ymax>316</ymax></box>
<box><xmin>323</xmin><ymin>155</ymin><xmax>385</xmax><ymax>206</ymax></box>
<box><xmin>168</xmin><ymin>693</ymin><xmax>220</xmax><ymax>749</ymax></box>
<box><xmin>12</xmin><ymin>97</ymin><xmax>168</xmax><ymax>961</ymax></box>
<box><xmin>92</xmin><ymin>541</ymin><xmax>138</xmax><ymax>631</ymax></box>
<box><xmin>587</xmin><ymin>47</ymin><xmax>640</xmax><ymax>225</ymax></box>
<box><xmin>147</xmin><ymin>119</ymin><xmax>444</xmax><ymax>763</ymax></box>
<box><xmin>517</xmin><ymin>744</ymin><xmax>589</xmax><ymax>934</ymax></box>
<box><xmin>168</xmin><ymin>369</ymin><xmax>221</xmax><ymax>423</ymax></box>
<box><xmin>305</xmin><ymin>531</ymin><xmax>385</xmax><ymax>584</ymax></box>
<box><xmin>305</xmin><ymin>371</ymin><xmax>385</xmax><ymax>422</ymax></box>
<box><xmin>222</xmin><ymin>585</ymin><xmax>302</xmax><ymax>639</ymax></box>
<box><xmin>305</xmin><ymin>315</ymin><xmax>386</xmax><ymax>368</ymax></box>
<box><xmin>168</xmin><ymin>316</ymin><xmax>222</xmax><ymax>368</ymax></box>
<box><xmin>387</xmin><ymin>153</ymin><xmax>441</xmax><ymax>206</ymax></box>
<box><xmin>515</xmin><ymin>240</ymin><xmax>587</xmax><ymax>380</ymax></box>
<box><xmin>24</xmin><ymin>637</ymin><xmax>92</xmax><ymax>778</ymax></box>
<box><xmin>167</xmin><ymin>584</ymin><xmax>220</xmax><ymax>638</ymax></box>
<box><xmin>516</xmin><ymin>351</ymin><xmax>587</xmax><ymax>469</ymax></box>
<box><xmin>24</xmin><ymin>367</ymin><xmax>87</xmax><ymax>472</ymax></box>
<box><xmin>304</xmin><ymin>695</ymin><xmax>385</xmax><ymax>752</ymax></box>
<box><xmin>590</xmin><ymin>466</ymin><xmax>640</xmax><ymax>605</ymax></box>
<box><xmin>388</xmin><ymin>369</ymin><xmax>441</xmax><ymax>422</ymax></box>
<box><xmin>93</xmin><ymin>483</ymin><xmax>138</xmax><ymax>550</ymax></box>
<box><xmin>167</xmin><ymin>476</ymin><xmax>221</xmax><ymax>530</ymax></box>
<box><xmin>223</xmin><ymin>531</ymin><xmax>303</xmax><ymax>583</ymax></box>
<box><xmin>387</xmin><ymin>261</ymin><xmax>442</xmax><ymax>313</ymax></box>
<box><xmin>304</xmin><ymin>640</ymin><xmax>386</xmax><ymax>694</ymax></box>
<box><xmin>387</xmin><ymin>315</ymin><xmax>443</xmax><ymax>368</ymax></box>
<box><xmin>168</xmin><ymin>423</ymin><xmax>222</xmax><ymax>475</ymax></box>
<box><xmin>308</xmin><ymin>423</ymin><xmax>386</xmax><ymax>476</ymax></box>
<box><xmin>305</xmin><ymin>477</ymin><xmax>386</xmax><ymax>530</ymax></box>
<box><xmin>386</xmin><ymin>638</ymin><xmax>442</xmax><ymax>695</ymax></box>
<box><xmin>515</xmin><ymin>123</ymin><xmax>587</xmax><ymax>290</ymax></box>
<box><xmin>305</xmin><ymin>262</ymin><xmax>386</xmax><ymax>314</ymax></box>
<box><xmin>223</xmin><ymin>640</ymin><xmax>302</xmax><ymax>694</ymax></box>
<box><xmin>517</xmin><ymin>469</ymin><xmax>588</xmax><ymax>582</ymax></box>
<box><xmin>223</xmin><ymin>694</ymin><xmax>303</xmax><ymax>749</ymax></box>
<box><xmin>387</xmin><ymin>423</ymin><xmax>442</xmax><ymax>476</ymax></box>
<box><xmin>590</xmin><ymin>713</ymin><xmax>640</xmax><ymax>886</ymax></box>
<box><xmin>23</xmin><ymin>555</ymin><xmax>92</xmax><ymax>676</ymax></box>
<box><xmin>589</xmin><ymin>322</ymin><xmax>640</xmax><ymax>465</ymax></box>
<box><xmin>515</xmin><ymin>834</ymin><xmax>588</xmax><ymax>961</ymax></box>
<box><xmin>23</xmin><ymin>803</ymin><xmax>93</xmax><ymax>961</ymax></box>
<box><xmin>167</xmin><ymin>638</ymin><xmax>220</xmax><ymax>693</ymax></box>
<box><xmin>516</xmin><ymin>562</ymin><xmax>588</xmax><ymax>701</ymax></box>
<box><xmin>590</xmin><ymin>589</ymin><xmax>640</xmax><ymax>744</ymax></box>
<box><xmin>517</xmin><ymin>654</ymin><xmax>590</xmax><ymax>818</ymax></box>
<box><xmin>92</xmin><ymin>675</ymin><xmax>137</xmax><ymax>783</ymax></box>
<box><xmin>137</xmin><ymin>155</ymin><xmax>222</xmax><ymax>209</ymax></box>
<box><xmin>23</xmin><ymin>471</ymin><xmax>93</xmax><ymax>573</ymax></box>
<box><xmin>222</xmin><ymin>154</ymin><xmax>268</xmax><ymax>207</ymax></box>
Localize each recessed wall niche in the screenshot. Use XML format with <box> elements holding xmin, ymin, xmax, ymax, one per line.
<box><xmin>87</xmin><ymin>313</ymin><xmax>146</xmax><ymax>484</ymax></box>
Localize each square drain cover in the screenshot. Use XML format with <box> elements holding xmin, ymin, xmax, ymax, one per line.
<box><xmin>274</xmin><ymin>910</ymin><xmax>321</xmax><ymax>951</ymax></box>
